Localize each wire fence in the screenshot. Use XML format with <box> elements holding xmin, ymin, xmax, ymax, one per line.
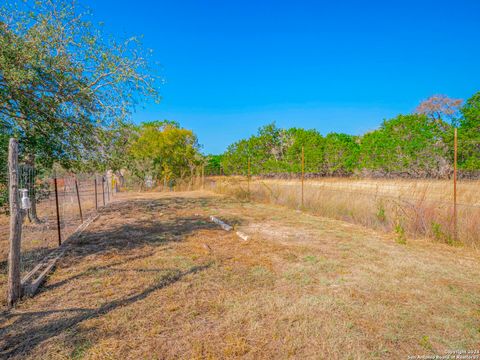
<box><xmin>203</xmin><ymin>154</ymin><xmax>480</xmax><ymax>248</ymax></box>
<box><xmin>1</xmin><ymin>165</ymin><xmax>115</xmax><ymax>303</ymax></box>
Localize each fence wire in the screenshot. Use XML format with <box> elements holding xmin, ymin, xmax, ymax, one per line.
<box><xmin>1</xmin><ymin>171</ymin><xmax>113</xmax><ymax>294</ymax></box>
<box><xmin>204</xmin><ymin>156</ymin><xmax>480</xmax><ymax>247</ymax></box>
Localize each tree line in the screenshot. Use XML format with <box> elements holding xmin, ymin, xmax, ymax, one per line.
<box><xmin>217</xmin><ymin>93</ymin><xmax>480</xmax><ymax>178</ymax></box>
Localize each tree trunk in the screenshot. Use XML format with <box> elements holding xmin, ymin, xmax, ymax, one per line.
<box><xmin>8</xmin><ymin>138</ymin><xmax>23</xmax><ymax>306</ymax></box>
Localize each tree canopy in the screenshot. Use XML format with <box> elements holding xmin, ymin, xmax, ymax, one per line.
<box><xmin>128</xmin><ymin>121</ymin><xmax>201</xmax><ymax>183</ymax></box>
<box><xmin>0</xmin><ymin>0</ymin><xmax>159</xmax><ymax>169</ymax></box>
<box><xmin>0</xmin><ymin>0</ymin><xmax>161</xmax><ymax>211</ymax></box>
<box><xmin>219</xmin><ymin>91</ymin><xmax>480</xmax><ymax>178</ymax></box>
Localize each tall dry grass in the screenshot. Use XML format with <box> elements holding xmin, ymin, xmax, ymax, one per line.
<box><xmin>208</xmin><ymin>176</ymin><xmax>480</xmax><ymax>248</ymax></box>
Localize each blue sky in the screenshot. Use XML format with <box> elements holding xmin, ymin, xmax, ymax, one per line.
<box><xmin>85</xmin><ymin>0</ymin><xmax>480</xmax><ymax>154</ymax></box>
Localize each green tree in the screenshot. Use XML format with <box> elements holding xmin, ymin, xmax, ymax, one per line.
<box><xmin>205</xmin><ymin>154</ymin><xmax>224</xmax><ymax>175</ymax></box>
<box><xmin>359</xmin><ymin>114</ymin><xmax>451</xmax><ymax>177</ymax></box>
<box><xmin>284</xmin><ymin>128</ymin><xmax>324</xmax><ymax>173</ymax></box>
<box><xmin>222</xmin><ymin>139</ymin><xmax>252</xmax><ymax>175</ymax></box>
<box><xmin>0</xmin><ymin>123</ymin><xmax>10</xmax><ymax>211</ymax></box>
<box><xmin>458</xmin><ymin>91</ymin><xmax>480</xmax><ymax>170</ymax></box>
<box><xmin>1</xmin><ymin>0</ymin><xmax>159</xmax><ymax>219</ymax></box>
<box><xmin>323</xmin><ymin>133</ymin><xmax>359</xmax><ymax>176</ymax></box>
<box><xmin>128</xmin><ymin>121</ymin><xmax>201</xmax><ymax>185</ymax></box>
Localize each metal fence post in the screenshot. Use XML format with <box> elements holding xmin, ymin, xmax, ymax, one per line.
<box><xmin>94</xmin><ymin>177</ymin><xmax>98</xmax><ymax>210</ymax></box>
<box><xmin>75</xmin><ymin>178</ymin><xmax>83</xmax><ymax>223</ymax></box>
<box><xmin>247</xmin><ymin>158</ymin><xmax>251</xmax><ymax>200</ymax></box>
<box><xmin>54</xmin><ymin>177</ymin><xmax>62</xmax><ymax>246</ymax></box>
<box><xmin>453</xmin><ymin>128</ymin><xmax>458</xmax><ymax>242</ymax></box>
<box><xmin>301</xmin><ymin>146</ymin><xmax>305</xmax><ymax>208</ymax></box>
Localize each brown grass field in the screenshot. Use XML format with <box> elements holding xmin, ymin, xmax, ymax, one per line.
<box><xmin>210</xmin><ymin>177</ymin><xmax>480</xmax><ymax>248</ymax></box>
<box><xmin>0</xmin><ymin>190</ymin><xmax>479</xmax><ymax>359</ymax></box>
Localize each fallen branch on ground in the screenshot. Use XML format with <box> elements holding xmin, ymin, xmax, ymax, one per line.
<box><xmin>210</xmin><ymin>216</ymin><xmax>250</xmax><ymax>241</ymax></box>
<box><xmin>209</xmin><ymin>216</ymin><xmax>233</xmax><ymax>231</ymax></box>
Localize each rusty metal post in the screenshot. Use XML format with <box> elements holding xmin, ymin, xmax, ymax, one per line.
<box><xmin>94</xmin><ymin>177</ymin><xmax>98</xmax><ymax>210</ymax></box>
<box><xmin>453</xmin><ymin>128</ymin><xmax>458</xmax><ymax>242</ymax></box>
<box><xmin>54</xmin><ymin>177</ymin><xmax>62</xmax><ymax>246</ymax></box>
<box><xmin>301</xmin><ymin>146</ymin><xmax>305</xmax><ymax>208</ymax></box>
<box><xmin>75</xmin><ymin>179</ymin><xmax>83</xmax><ymax>223</ymax></box>
<box><xmin>247</xmin><ymin>158</ymin><xmax>251</xmax><ymax>200</ymax></box>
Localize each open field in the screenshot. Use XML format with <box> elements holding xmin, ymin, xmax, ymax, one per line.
<box><xmin>0</xmin><ymin>191</ymin><xmax>479</xmax><ymax>359</ymax></box>
<box><xmin>209</xmin><ymin>177</ymin><xmax>480</xmax><ymax>248</ymax></box>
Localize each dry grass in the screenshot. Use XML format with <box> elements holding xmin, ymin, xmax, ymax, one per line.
<box><xmin>210</xmin><ymin>177</ymin><xmax>480</xmax><ymax>248</ymax></box>
<box><xmin>0</xmin><ymin>190</ymin><xmax>479</xmax><ymax>359</ymax></box>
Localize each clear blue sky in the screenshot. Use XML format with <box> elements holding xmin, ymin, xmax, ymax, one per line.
<box><xmin>85</xmin><ymin>0</ymin><xmax>480</xmax><ymax>154</ymax></box>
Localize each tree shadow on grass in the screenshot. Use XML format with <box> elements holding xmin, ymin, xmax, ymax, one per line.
<box><xmin>67</xmin><ymin>196</ymin><xmax>240</xmax><ymax>259</ymax></box>
<box><xmin>0</xmin><ymin>247</ymin><xmax>54</xmax><ymax>275</ymax></box>
<box><xmin>0</xmin><ymin>263</ymin><xmax>212</xmax><ymax>358</ymax></box>
<box><xmin>0</xmin><ymin>253</ymin><xmax>162</xmax><ymax>330</ymax></box>
<box><xmin>0</xmin><ymin>195</ymin><xmax>235</xmax><ymax>358</ymax></box>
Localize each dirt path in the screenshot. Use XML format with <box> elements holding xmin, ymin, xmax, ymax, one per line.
<box><xmin>0</xmin><ymin>191</ymin><xmax>479</xmax><ymax>359</ymax></box>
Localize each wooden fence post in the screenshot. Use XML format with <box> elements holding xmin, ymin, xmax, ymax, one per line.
<box><xmin>453</xmin><ymin>128</ymin><xmax>458</xmax><ymax>242</ymax></box>
<box><xmin>75</xmin><ymin>179</ymin><xmax>83</xmax><ymax>223</ymax></box>
<box><xmin>94</xmin><ymin>177</ymin><xmax>98</xmax><ymax>211</ymax></box>
<box><xmin>202</xmin><ymin>165</ymin><xmax>205</xmax><ymax>190</ymax></box>
<box><xmin>54</xmin><ymin>177</ymin><xmax>62</xmax><ymax>246</ymax></box>
<box><xmin>301</xmin><ymin>146</ymin><xmax>305</xmax><ymax>208</ymax></box>
<box><xmin>7</xmin><ymin>138</ymin><xmax>23</xmax><ymax>306</ymax></box>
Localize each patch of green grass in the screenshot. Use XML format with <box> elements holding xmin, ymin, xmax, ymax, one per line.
<box><xmin>376</xmin><ymin>203</ymin><xmax>387</xmax><ymax>223</ymax></box>
<box><xmin>431</xmin><ymin>222</ymin><xmax>444</xmax><ymax>242</ymax></box>
<box><xmin>91</xmin><ymin>278</ymin><xmax>102</xmax><ymax>289</ymax></box>
<box><xmin>419</xmin><ymin>335</ymin><xmax>433</xmax><ymax>351</ymax></box>
<box><xmin>395</xmin><ymin>224</ymin><xmax>407</xmax><ymax>245</ymax></box>
<box><xmin>303</xmin><ymin>255</ymin><xmax>318</xmax><ymax>264</ymax></box>
<box><xmin>70</xmin><ymin>339</ymin><xmax>92</xmax><ymax>359</ymax></box>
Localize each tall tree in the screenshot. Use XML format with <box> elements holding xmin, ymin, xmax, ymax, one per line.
<box><xmin>359</xmin><ymin>114</ymin><xmax>451</xmax><ymax>177</ymax></box>
<box><xmin>205</xmin><ymin>154</ymin><xmax>224</xmax><ymax>176</ymax></box>
<box><xmin>415</xmin><ymin>94</ymin><xmax>463</xmax><ymax>127</ymax></box>
<box><xmin>458</xmin><ymin>91</ymin><xmax>480</xmax><ymax>170</ymax></box>
<box><xmin>323</xmin><ymin>133</ymin><xmax>359</xmax><ymax>176</ymax></box>
<box><xmin>0</xmin><ymin>0</ymin><xmax>160</xmax><ymax>220</ymax></box>
<box><xmin>284</xmin><ymin>128</ymin><xmax>324</xmax><ymax>173</ymax></box>
<box><xmin>128</xmin><ymin>121</ymin><xmax>201</xmax><ymax>185</ymax></box>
